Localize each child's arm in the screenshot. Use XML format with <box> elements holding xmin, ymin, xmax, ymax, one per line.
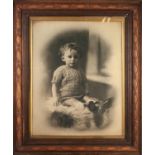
<box><xmin>83</xmin><ymin>81</ymin><xmax>99</xmax><ymax>105</ymax></box>
<box><xmin>51</xmin><ymin>66</ymin><xmax>64</xmax><ymax>106</ymax></box>
<box><xmin>85</xmin><ymin>82</ymin><xmax>89</xmax><ymax>96</ymax></box>
<box><xmin>52</xmin><ymin>83</ymin><xmax>60</xmax><ymax>106</ymax></box>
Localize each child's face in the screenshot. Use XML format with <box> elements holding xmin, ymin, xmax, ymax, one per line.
<box><xmin>63</xmin><ymin>49</ymin><xmax>79</xmax><ymax>68</ymax></box>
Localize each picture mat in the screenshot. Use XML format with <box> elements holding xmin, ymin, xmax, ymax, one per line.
<box><xmin>30</xmin><ymin>17</ymin><xmax>125</xmax><ymax>137</ymax></box>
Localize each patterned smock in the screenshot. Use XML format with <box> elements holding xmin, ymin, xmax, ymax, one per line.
<box><xmin>51</xmin><ymin>65</ymin><xmax>86</xmax><ymax>101</ymax></box>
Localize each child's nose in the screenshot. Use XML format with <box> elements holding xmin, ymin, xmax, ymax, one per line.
<box><xmin>71</xmin><ymin>57</ymin><xmax>75</xmax><ymax>61</ymax></box>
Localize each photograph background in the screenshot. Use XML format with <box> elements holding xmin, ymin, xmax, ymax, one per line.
<box><xmin>31</xmin><ymin>19</ymin><xmax>124</xmax><ymax>136</ymax></box>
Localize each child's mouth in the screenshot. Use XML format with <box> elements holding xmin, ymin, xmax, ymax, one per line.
<box><xmin>70</xmin><ymin>63</ymin><xmax>75</xmax><ymax>66</ymax></box>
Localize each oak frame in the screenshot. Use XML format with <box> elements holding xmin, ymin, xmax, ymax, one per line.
<box><xmin>13</xmin><ymin>0</ymin><xmax>142</xmax><ymax>155</ymax></box>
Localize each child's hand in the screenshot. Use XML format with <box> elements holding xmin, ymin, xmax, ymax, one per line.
<box><xmin>53</xmin><ymin>97</ymin><xmax>60</xmax><ymax>106</ymax></box>
<box><xmin>83</xmin><ymin>96</ymin><xmax>99</xmax><ymax>105</ymax></box>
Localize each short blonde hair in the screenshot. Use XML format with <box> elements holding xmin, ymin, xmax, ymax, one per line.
<box><xmin>59</xmin><ymin>42</ymin><xmax>81</xmax><ymax>57</ymax></box>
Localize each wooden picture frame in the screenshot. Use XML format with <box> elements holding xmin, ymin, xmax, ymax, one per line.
<box><xmin>13</xmin><ymin>0</ymin><xmax>142</xmax><ymax>155</ymax></box>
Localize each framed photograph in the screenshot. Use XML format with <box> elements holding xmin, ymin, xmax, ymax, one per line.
<box><xmin>14</xmin><ymin>0</ymin><xmax>142</xmax><ymax>155</ymax></box>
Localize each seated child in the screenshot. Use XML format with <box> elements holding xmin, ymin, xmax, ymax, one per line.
<box><xmin>51</xmin><ymin>42</ymin><xmax>112</xmax><ymax>127</ymax></box>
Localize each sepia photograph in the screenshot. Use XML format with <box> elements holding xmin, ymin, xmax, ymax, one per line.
<box><xmin>30</xmin><ymin>16</ymin><xmax>125</xmax><ymax>137</ymax></box>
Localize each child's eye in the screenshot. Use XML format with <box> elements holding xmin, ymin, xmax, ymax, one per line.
<box><xmin>68</xmin><ymin>56</ymin><xmax>72</xmax><ymax>58</ymax></box>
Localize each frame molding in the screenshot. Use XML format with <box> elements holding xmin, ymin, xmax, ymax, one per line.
<box><xmin>13</xmin><ymin>0</ymin><xmax>142</xmax><ymax>155</ymax></box>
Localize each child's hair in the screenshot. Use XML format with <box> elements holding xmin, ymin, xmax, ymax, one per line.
<box><xmin>59</xmin><ymin>42</ymin><xmax>81</xmax><ymax>57</ymax></box>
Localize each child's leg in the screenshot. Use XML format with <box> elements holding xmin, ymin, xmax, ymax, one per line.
<box><xmin>62</xmin><ymin>98</ymin><xmax>85</xmax><ymax>110</ymax></box>
<box><xmin>62</xmin><ymin>98</ymin><xmax>94</xmax><ymax>130</ymax></box>
<box><xmin>82</xmin><ymin>96</ymin><xmax>114</xmax><ymax>128</ymax></box>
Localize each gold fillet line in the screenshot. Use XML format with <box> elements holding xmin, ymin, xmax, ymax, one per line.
<box><xmin>29</xmin><ymin>16</ymin><xmax>126</xmax><ymax>139</ymax></box>
<box><xmin>29</xmin><ymin>19</ymin><xmax>33</xmax><ymax>136</ymax></box>
<box><xmin>121</xmin><ymin>18</ymin><xmax>126</xmax><ymax>137</ymax></box>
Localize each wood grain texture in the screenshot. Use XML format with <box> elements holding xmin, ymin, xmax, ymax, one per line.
<box><xmin>14</xmin><ymin>0</ymin><xmax>142</xmax><ymax>155</ymax></box>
